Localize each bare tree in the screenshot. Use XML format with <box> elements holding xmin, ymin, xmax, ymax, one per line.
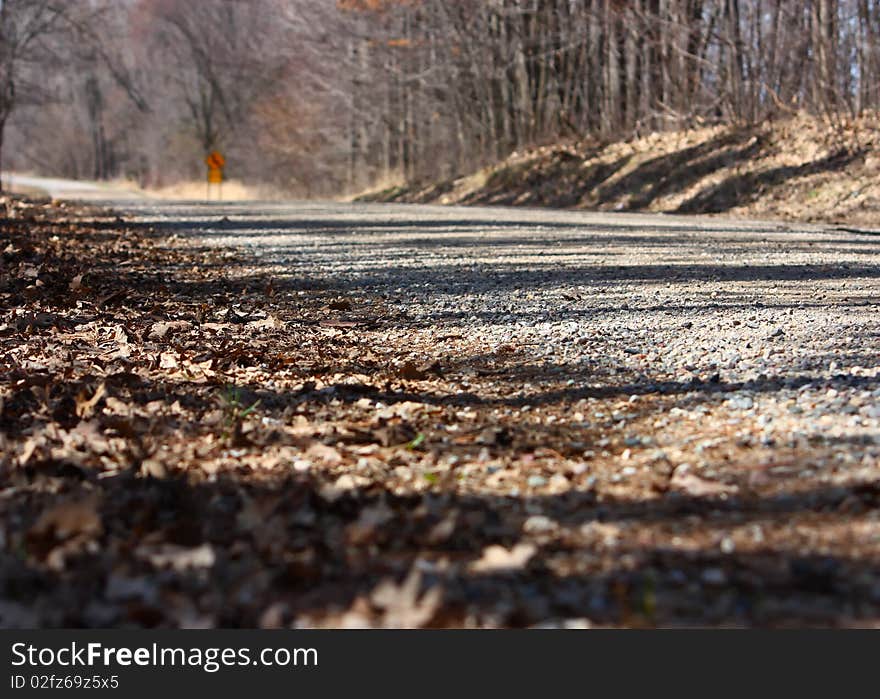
<box><xmin>5</xmin><ymin>0</ymin><xmax>880</xmax><ymax>195</ymax></box>
<box><xmin>143</xmin><ymin>0</ymin><xmax>289</xmax><ymax>157</ymax></box>
<box><xmin>0</xmin><ymin>0</ymin><xmax>71</xmax><ymax>191</ymax></box>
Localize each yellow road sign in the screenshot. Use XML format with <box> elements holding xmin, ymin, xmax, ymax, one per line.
<box><xmin>205</xmin><ymin>151</ymin><xmax>225</xmax><ymax>169</ymax></box>
<box><xmin>205</xmin><ymin>150</ymin><xmax>225</xmax><ymax>187</ymax></box>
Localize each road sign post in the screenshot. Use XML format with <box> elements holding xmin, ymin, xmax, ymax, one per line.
<box><xmin>205</xmin><ymin>151</ymin><xmax>226</xmax><ymax>201</ymax></box>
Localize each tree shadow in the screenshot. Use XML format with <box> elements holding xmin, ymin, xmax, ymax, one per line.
<box><xmin>361</xmin><ymin>145</ymin><xmax>629</xmax><ymax>209</ymax></box>
<box><xmin>109</xmin><ymin>259</ymin><xmax>880</xmax><ymax>304</ymax></box>
<box><xmin>595</xmin><ymin>130</ymin><xmax>765</xmax><ymax>209</ymax></box>
<box><xmin>6</xmin><ymin>468</ymin><xmax>880</xmax><ymax>628</ymax></box>
<box><xmin>677</xmin><ymin>149</ymin><xmax>866</xmax><ymax>214</ymax></box>
<box><xmin>460</xmin><ymin>153</ymin><xmax>632</xmax><ymax>208</ymax></box>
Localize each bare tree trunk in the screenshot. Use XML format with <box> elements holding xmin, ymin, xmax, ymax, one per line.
<box><xmin>0</xmin><ymin>115</ymin><xmax>6</xmax><ymax>194</ymax></box>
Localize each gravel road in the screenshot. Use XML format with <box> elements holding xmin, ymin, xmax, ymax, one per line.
<box><xmin>123</xmin><ymin>200</ymin><xmax>880</xmax><ymax>432</ymax></box>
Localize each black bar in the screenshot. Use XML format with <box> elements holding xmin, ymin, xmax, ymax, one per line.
<box><xmin>1</xmin><ymin>630</ymin><xmax>873</xmax><ymax>697</ymax></box>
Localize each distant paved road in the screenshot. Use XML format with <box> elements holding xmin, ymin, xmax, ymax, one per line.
<box><xmin>4</xmin><ymin>173</ymin><xmax>144</xmax><ymax>201</ymax></box>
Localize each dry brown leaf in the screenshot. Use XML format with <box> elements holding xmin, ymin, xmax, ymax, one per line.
<box><xmin>319</xmin><ymin>473</ymin><xmax>369</xmax><ymax>502</ymax></box>
<box><xmin>579</xmin><ymin>521</ymin><xmax>621</xmax><ymax>548</ymax></box>
<box><xmin>469</xmin><ymin>543</ymin><xmax>537</xmax><ymax>573</ymax></box>
<box><xmin>19</xmin><ymin>437</ymin><xmax>42</xmax><ymax>466</ymax></box>
<box><xmin>346</xmin><ymin>500</ymin><xmax>394</xmax><ymax>545</ymax></box>
<box><xmin>375</xmin><ymin>400</ymin><xmax>442</xmax><ymax>420</ymax></box>
<box><xmin>159</xmin><ymin>353</ymin><xmax>179</xmax><ymax>369</ymax></box>
<box><xmin>29</xmin><ymin>499</ymin><xmax>102</xmax><ymax>542</ymax></box>
<box><xmin>398</xmin><ymin>361</ymin><xmax>428</xmax><ymax>381</ymax></box>
<box><xmin>139</xmin><ymin>459</ymin><xmax>167</xmax><ymax>479</ymax></box>
<box><xmin>286</xmin><ymin>415</ymin><xmax>317</xmax><ymax>437</ymax></box>
<box><xmin>306</xmin><ymin>442</ymin><xmax>343</xmax><ymax>465</ymax></box>
<box><xmin>258</xmin><ymin>602</ymin><xmax>290</xmax><ymax>629</ymax></box>
<box><xmin>426</xmin><ymin>510</ymin><xmax>458</xmax><ymax>544</ymax></box>
<box><xmin>75</xmin><ymin>383</ymin><xmax>107</xmax><ymax>419</ymax></box>
<box><xmin>149</xmin><ymin>320</ymin><xmax>192</xmax><ymax>340</ymax></box>
<box><xmin>28</xmin><ymin>498</ymin><xmax>103</xmax><ymax>569</ymax></box>
<box><xmin>374</xmin><ymin>421</ymin><xmax>416</xmax><ymax>447</ymax></box>
<box><xmin>670</xmin><ymin>466</ymin><xmax>739</xmax><ymax>497</ymax></box>
<box><xmin>327</xmin><ymin>299</ymin><xmax>352</xmax><ymax>311</ymax></box>
<box><xmin>370</xmin><ymin>569</ymin><xmax>442</xmax><ymax>628</ymax></box>
<box><xmin>247</xmin><ymin>315</ymin><xmax>284</xmax><ymax>330</ymax></box>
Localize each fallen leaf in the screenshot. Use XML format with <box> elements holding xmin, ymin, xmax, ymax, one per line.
<box><xmin>259</xmin><ymin>602</ymin><xmax>290</xmax><ymax>629</ymax></box>
<box><xmin>420</xmin><ymin>360</ymin><xmax>443</xmax><ymax>376</ymax></box>
<box><xmin>27</xmin><ymin>498</ymin><xmax>103</xmax><ymax>569</ymax></box>
<box><xmin>374</xmin><ymin>421</ymin><xmax>416</xmax><ymax>447</ymax></box>
<box><xmin>476</xmin><ymin>427</ymin><xmax>511</xmax><ymax>446</ymax></box>
<box><xmin>19</xmin><ymin>437</ymin><xmax>42</xmax><ymax>466</ymax></box>
<box><xmin>247</xmin><ymin>315</ymin><xmax>284</xmax><ymax>330</ymax></box>
<box><xmin>75</xmin><ymin>383</ymin><xmax>107</xmax><ymax>419</ymax></box>
<box><xmin>29</xmin><ymin>499</ymin><xmax>102</xmax><ymax>542</ymax></box>
<box><xmin>306</xmin><ymin>442</ymin><xmax>343</xmax><ymax>465</ymax></box>
<box><xmin>159</xmin><ymin>353</ymin><xmax>179</xmax><ymax>369</ymax></box>
<box><xmin>426</xmin><ymin>510</ymin><xmax>458</xmax><ymax>544</ymax></box>
<box><xmin>327</xmin><ymin>299</ymin><xmax>352</xmax><ymax>311</ymax></box>
<box><xmin>398</xmin><ymin>361</ymin><xmax>428</xmax><ymax>380</ymax></box>
<box><xmin>319</xmin><ymin>473</ymin><xmax>369</xmax><ymax>502</ymax></box>
<box><xmin>580</xmin><ymin>521</ymin><xmax>621</xmax><ymax>547</ymax></box>
<box><xmin>69</xmin><ymin>273</ymin><xmax>84</xmax><ymax>291</ymax></box>
<box><xmin>139</xmin><ymin>459</ymin><xmax>167</xmax><ymax>479</ymax></box>
<box><xmin>469</xmin><ymin>543</ymin><xmax>537</xmax><ymax>573</ymax></box>
<box><xmin>149</xmin><ymin>320</ymin><xmax>192</xmax><ymax>340</ymax></box>
<box><xmin>670</xmin><ymin>466</ymin><xmax>739</xmax><ymax>497</ymax></box>
<box><xmin>370</xmin><ymin>569</ymin><xmax>442</xmax><ymax>628</ymax></box>
<box><xmin>346</xmin><ymin>500</ymin><xmax>394</xmax><ymax>545</ymax></box>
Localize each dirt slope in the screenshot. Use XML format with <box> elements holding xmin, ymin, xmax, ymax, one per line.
<box><xmin>359</xmin><ymin>113</ymin><xmax>880</xmax><ymax>227</ymax></box>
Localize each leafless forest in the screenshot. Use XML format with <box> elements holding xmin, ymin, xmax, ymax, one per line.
<box><xmin>2</xmin><ymin>0</ymin><xmax>879</xmax><ymax>195</ymax></box>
